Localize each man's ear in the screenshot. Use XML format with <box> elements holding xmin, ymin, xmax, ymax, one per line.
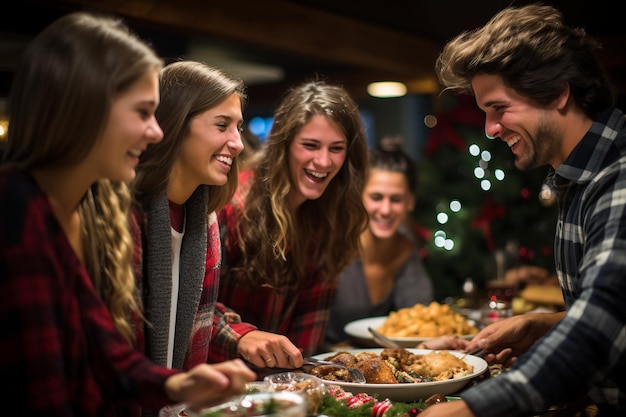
<box><xmin>556</xmin><ymin>82</ymin><xmax>571</xmax><ymax>110</ymax></box>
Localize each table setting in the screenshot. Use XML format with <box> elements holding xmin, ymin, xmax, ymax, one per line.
<box><xmin>180</xmin><ymin>298</ymin><xmax>590</xmax><ymax>417</ymax></box>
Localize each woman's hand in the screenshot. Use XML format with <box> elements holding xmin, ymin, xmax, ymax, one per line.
<box><xmin>418</xmin><ymin>335</ymin><xmax>471</xmax><ymax>350</ymax></box>
<box><xmin>165</xmin><ymin>359</ymin><xmax>256</xmax><ymax>410</ymax></box>
<box><xmin>238</xmin><ymin>330</ymin><xmax>304</xmax><ymax>369</ymax></box>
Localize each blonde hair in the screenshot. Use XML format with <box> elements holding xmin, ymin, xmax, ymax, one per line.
<box><xmin>81</xmin><ymin>181</ymin><xmax>140</xmax><ymax>343</ymax></box>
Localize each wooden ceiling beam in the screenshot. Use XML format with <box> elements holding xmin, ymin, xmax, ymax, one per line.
<box><xmin>55</xmin><ymin>0</ymin><xmax>441</xmax><ymax>87</ymax></box>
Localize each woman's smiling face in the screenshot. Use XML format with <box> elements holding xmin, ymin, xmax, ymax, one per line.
<box><xmin>173</xmin><ymin>93</ymin><xmax>244</xmax><ymax>190</ymax></box>
<box><xmin>287</xmin><ymin>114</ymin><xmax>347</xmax><ymax>209</ymax></box>
<box><xmin>363</xmin><ymin>168</ymin><xmax>415</xmax><ymax>239</ymax></box>
<box><xmin>93</xmin><ymin>69</ymin><xmax>163</xmax><ymax>183</ymax></box>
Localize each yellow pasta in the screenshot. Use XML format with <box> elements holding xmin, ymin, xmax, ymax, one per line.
<box><xmin>377</xmin><ymin>302</ymin><xmax>478</xmax><ymax>338</ymax></box>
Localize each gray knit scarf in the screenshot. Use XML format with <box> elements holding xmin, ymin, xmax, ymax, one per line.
<box><xmin>143</xmin><ymin>186</ymin><xmax>209</xmax><ymax>370</ymax></box>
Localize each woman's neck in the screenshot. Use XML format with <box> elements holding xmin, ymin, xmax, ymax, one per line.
<box><xmin>31</xmin><ymin>167</ymin><xmax>90</xmax><ymax>264</ymax></box>
<box><xmin>360</xmin><ymin>229</ymin><xmax>409</xmax><ymax>261</ymax></box>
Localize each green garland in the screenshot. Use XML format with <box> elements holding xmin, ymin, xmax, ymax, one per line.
<box><xmin>317</xmin><ymin>391</ymin><xmax>429</xmax><ymax>417</ymax></box>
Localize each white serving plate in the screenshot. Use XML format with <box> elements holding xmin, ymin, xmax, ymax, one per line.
<box><xmin>311</xmin><ymin>348</ymin><xmax>488</xmax><ymax>402</ymax></box>
<box><xmin>344</xmin><ymin>316</ymin><xmax>476</xmax><ymax>348</ymax></box>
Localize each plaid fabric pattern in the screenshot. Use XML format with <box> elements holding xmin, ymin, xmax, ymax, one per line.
<box><xmin>463</xmin><ymin>107</ymin><xmax>626</xmax><ymax>417</ymax></box>
<box><xmin>208</xmin><ymin>170</ymin><xmax>336</xmax><ymax>361</ymax></box>
<box><xmin>0</xmin><ymin>167</ymin><xmax>178</xmax><ymax>416</ymax></box>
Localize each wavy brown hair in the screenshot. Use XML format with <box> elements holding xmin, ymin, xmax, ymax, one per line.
<box><xmin>435</xmin><ymin>3</ymin><xmax>613</xmax><ymax>119</ymax></box>
<box><xmin>233</xmin><ymin>80</ymin><xmax>369</xmax><ymax>287</ymax></box>
<box><xmin>3</xmin><ymin>12</ymin><xmax>163</xmax><ymax>344</ymax></box>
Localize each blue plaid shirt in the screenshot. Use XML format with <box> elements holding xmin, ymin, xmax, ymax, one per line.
<box><xmin>463</xmin><ymin>107</ymin><xmax>626</xmax><ymax>417</ymax></box>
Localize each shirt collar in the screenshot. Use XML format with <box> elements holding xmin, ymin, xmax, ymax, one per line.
<box><xmin>554</xmin><ymin>107</ymin><xmax>625</xmax><ymax>184</ymax></box>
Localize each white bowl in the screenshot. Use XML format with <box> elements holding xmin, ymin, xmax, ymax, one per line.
<box><xmin>263</xmin><ymin>372</ymin><xmax>326</xmax><ymax>414</ymax></box>
<box><xmin>186</xmin><ymin>391</ymin><xmax>307</xmax><ymax>417</ymax></box>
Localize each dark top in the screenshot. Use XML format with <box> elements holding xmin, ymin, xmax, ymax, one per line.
<box><xmin>325</xmin><ymin>247</ymin><xmax>434</xmax><ymax>346</ymax></box>
<box><xmin>0</xmin><ymin>166</ymin><xmax>177</xmax><ymax>416</ymax></box>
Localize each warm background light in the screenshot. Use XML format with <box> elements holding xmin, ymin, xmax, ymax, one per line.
<box><xmin>0</xmin><ymin>98</ymin><xmax>7</xmax><ymax>142</ymax></box>
<box><xmin>367</xmin><ymin>81</ymin><xmax>407</xmax><ymax>98</ymax></box>
<box><xmin>0</xmin><ymin>121</ymin><xmax>7</xmax><ymax>141</ymax></box>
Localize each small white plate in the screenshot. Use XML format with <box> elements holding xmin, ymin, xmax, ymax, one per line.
<box><xmin>311</xmin><ymin>348</ymin><xmax>488</xmax><ymax>402</ymax></box>
<box><xmin>344</xmin><ymin>316</ymin><xmax>476</xmax><ymax>348</ymax></box>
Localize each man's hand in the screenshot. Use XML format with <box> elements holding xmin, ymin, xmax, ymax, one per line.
<box><xmin>463</xmin><ymin>312</ymin><xmax>563</xmax><ymax>367</ymax></box>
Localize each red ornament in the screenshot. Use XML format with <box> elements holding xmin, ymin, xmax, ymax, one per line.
<box><xmin>518</xmin><ymin>246</ymin><xmax>528</xmax><ymax>259</ymax></box>
<box><xmin>347</xmin><ymin>393</ymin><xmax>375</xmax><ymax>409</ymax></box>
<box><xmin>520</xmin><ymin>188</ymin><xmax>531</xmax><ymax>199</ymax></box>
<box><xmin>372</xmin><ymin>400</ymin><xmax>393</xmax><ymax>417</ymax></box>
<box><xmin>471</xmin><ymin>196</ymin><xmax>506</xmax><ymax>251</ymax></box>
<box><xmin>541</xmin><ymin>246</ymin><xmax>553</xmax><ymax>257</ymax></box>
<box><xmin>424</xmin><ymin>94</ymin><xmax>484</xmax><ymax>156</ymax></box>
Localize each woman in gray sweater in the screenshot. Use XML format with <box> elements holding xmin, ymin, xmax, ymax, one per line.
<box><xmin>326</xmin><ymin>137</ymin><xmax>434</xmax><ymax>347</ymax></box>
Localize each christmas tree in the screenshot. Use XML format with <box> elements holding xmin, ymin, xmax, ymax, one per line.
<box><xmin>412</xmin><ymin>93</ymin><xmax>558</xmax><ymax>301</ymax></box>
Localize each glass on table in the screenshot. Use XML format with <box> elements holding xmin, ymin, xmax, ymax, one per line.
<box><xmin>480</xmin><ymin>295</ymin><xmax>512</xmax><ymax>326</ymax></box>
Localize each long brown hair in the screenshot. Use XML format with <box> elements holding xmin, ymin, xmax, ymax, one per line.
<box><xmin>3</xmin><ymin>11</ymin><xmax>163</xmax><ymax>344</ymax></box>
<box><xmin>133</xmin><ymin>61</ymin><xmax>247</xmax><ymax>212</ymax></box>
<box><xmin>232</xmin><ymin>80</ymin><xmax>369</xmax><ymax>288</ymax></box>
